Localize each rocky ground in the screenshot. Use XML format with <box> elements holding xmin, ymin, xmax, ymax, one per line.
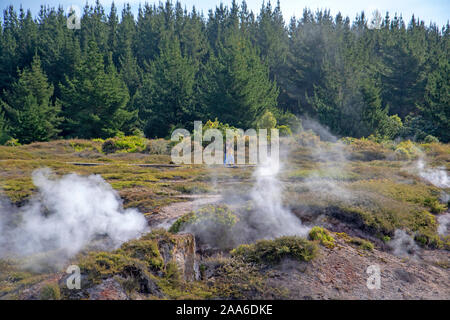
<box><xmin>263</xmin><ymin>236</ymin><xmax>450</xmax><ymax>299</ymax></box>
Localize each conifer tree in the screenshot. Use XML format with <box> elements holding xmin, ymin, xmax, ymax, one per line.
<box><xmin>60</xmin><ymin>41</ymin><xmax>131</xmax><ymax>138</ymax></box>
<box><xmin>135</xmin><ymin>34</ymin><xmax>196</xmax><ymax>138</ymax></box>
<box><xmin>0</xmin><ymin>111</ymin><xmax>10</xmax><ymax>144</ymax></box>
<box><xmin>418</xmin><ymin>54</ymin><xmax>450</xmax><ymax>142</ymax></box>
<box><xmin>205</xmin><ymin>32</ymin><xmax>278</xmax><ymax>128</ymax></box>
<box><xmin>0</xmin><ymin>54</ymin><xmax>61</xmax><ymax>143</ymax></box>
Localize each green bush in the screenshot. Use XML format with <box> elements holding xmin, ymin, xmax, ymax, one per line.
<box><xmin>4</xmin><ymin>138</ymin><xmax>20</xmax><ymax>146</ymax></box>
<box><xmin>0</xmin><ymin>113</ymin><xmax>10</xmax><ymax>145</ymax></box>
<box><xmin>165</xmin><ymin>261</ymin><xmax>181</xmax><ymax>286</ymax></box>
<box><xmin>394</xmin><ymin>140</ymin><xmax>420</xmax><ymax>160</ymax></box>
<box><xmin>119</xmin><ymin>239</ymin><xmax>164</xmax><ymax>271</ymax></box>
<box><xmin>198</xmin><ymin>119</ymin><xmax>239</xmax><ymax>147</ymax></box>
<box><xmin>102</xmin><ymin>134</ymin><xmax>147</xmax><ymax>154</ymax></box>
<box><xmin>414</xmin><ymin>232</ymin><xmax>444</xmax><ymax>249</ymax></box>
<box><xmin>350</xmin><ymin>238</ymin><xmax>374</xmax><ymax>251</ymax></box>
<box><xmin>378</xmin><ymin>114</ymin><xmax>403</xmax><ymax>140</ymax></box>
<box><xmin>231</xmin><ymin>236</ymin><xmax>318</xmax><ymax>265</ymax></box>
<box><xmin>277</xmin><ymin>125</ymin><xmax>292</xmax><ymax>137</ymax></box>
<box><xmin>257</xmin><ymin>111</ymin><xmax>277</xmax><ymax>129</ymax></box>
<box><xmin>39</xmin><ymin>283</ymin><xmax>61</xmax><ymax>300</ymax></box>
<box><xmin>424</xmin><ymin>135</ymin><xmax>439</xmax><ymax>143</ymax></box>
<box><xmin>276</xmin><ymin>112</ymin><xmax>302</xmax><ymax>133</ymax></box>
<box><xmin>308</xmin><ymin>226</ymin><xmax>335</xmax><ymax>248</ymax></box>
<box><xmin>424</xmin><ymin>197</ymin><xmax>447</xmax><ymax>214</ymax></box>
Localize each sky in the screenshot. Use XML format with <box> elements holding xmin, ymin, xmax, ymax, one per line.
<box><xmin>1</xmin><ymin>0</ymin><xmax>449</xmax><ymax>27</ymax></box>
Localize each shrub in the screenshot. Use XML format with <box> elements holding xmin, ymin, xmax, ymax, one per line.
<box><xmin>4</xmin><ymin>138</ymin><xmax>20</xmax><ymax>146</ymax></box>
<box><xmin>231</xmin><ymin>236</ymin><xmax>318</xmax><ymax>265</ymax></box>
<box><xmin>394</xmin><ymin>140</ymin><xmax>420</xmax><ymax>160</ymax></box>
<box><xmin>277</xmin><ymin>125</ymin><xmax>292</xmax><ymax>137</ymax></box>
<box><xmin>145</xmin><ymin>139</ymin><xmax>170</xmax><ymax>155</ymax></box>
<box><xmin>378</xmin><ymin>114</ymin><xmax>403</xmax><ymax>140</ymax></box>
<box><xmin>198</xmin><ymin>119</ymin><xmax>239</xmax><ymax>147</ymax></box>
<box><xmin>350</xmin><ymin>238</ymin><xmax>374</xmax><ymax>251</ymax></box>
<box><xmin>257</xmin><ymin>111</ymin><xmax>277</xmax><ymax>129</ymax></box>
<box><xmin>39</xmin><ymin>283</ymin><xmax>61</xmax><ymax>300</ymax></box>
<box><xmin>276</xmin><ymin>112</ymin><xmax>302</xmax><ymax>133</ymax></box>
<box><xmin>423</xmin><ymin>197</ymin><xmax>447</xmax><ymax>214</ymax></box>
<box><xmin>102</xmin><ymin>135</ymin><xmax>147</xmax><ymax>154</ymax></box>
<box><xmin>414</xmin><ymin>232</ymin><xmax>443</xmax><ymax>249</ymax></box>
<box><xmin>165</xmin><ymin>261</ymin><xmax>181</xmax><ymax>286</ymax></box>
<box><xmin>424</xmin><ymin>135</ymin><xmax>439</xmax><ymax>143</ymax></box>
<box><xmin>119</xmin><ymin>239</ymin><xmax>164</xmax><ymax>271</ymax></box>
<box><xmin>308</xmin><ymin>226</ymin><xmax>335</xmax><ymax>248</ymax></box>
<box><xmin>102</xmin><ymin>138</ymin><xmax>118</xmax><ymax>154</ymax></box>
<box><xmin>78</xmin><ymin>231</ymin><xmax>173</xmax><ymax>285</ymax></box>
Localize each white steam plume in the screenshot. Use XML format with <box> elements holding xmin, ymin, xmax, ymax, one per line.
<box><xmin>389</xmin><ymin>229</ymin><xmax>419</xmax><ymax>258</ymax></box>
<box><xmin>437</xmin><ymin>214</ymin><xmax>450</xmax><ymax>236</ymax></box>
<box><xmin>249</xmin><ymin>154</ymin><xmax>309</xmax><ymax>238</ymax></box>
<box><xmin>0</xmin><ymin>169</ymin><xmax>148</xmax><ymax>269</ymax></box>
<box><xmin>416</xmin><ymin>159</ymin><xmax>449</xmax><ymax>236</ymax></box>
<box><xmin>417</xmin><ymin>160</ymin><xmax>449</xmax><ymax>188</ymax></box>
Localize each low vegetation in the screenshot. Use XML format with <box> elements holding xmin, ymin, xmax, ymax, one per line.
<box><xmin>309</xmin><ymin>226</ymin><xmax>336</xmax><ymax>249</ymax></box>
<box><xmin>336</xmin><ymin>233</ymin><xmax>375</xmax><ymax>251</ymax></box>
<box><xmin>169</xmin><ymin>205</ymin><xmax>238</xmax><ymax>249</ymax></box>
<box><xmin>231</xmin><ymin>236</ymin><xmax>319</xmax><ymax>265</ymax></box>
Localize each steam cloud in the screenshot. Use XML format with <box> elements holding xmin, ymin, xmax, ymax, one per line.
<box><xmin>0</xmin><ymin>169</ymin><xmax>148</xmax><ymax>270</ymax></box>
<box><xmin>416</xmin><ymin>159</ymin><xmax>449</xmax><ymax>235</ymax></box>
<box><xmin>249</xmin><ymin>155</ymin><xmax>309</xmax><ymax>238</ymax></box>
<box><xmin>389</xmin><ymin>229</ymin><xmax>420</xmax><ymax>258</ymax></box>
<box><xmin>437</xmin><ymin>214</ymin><xmax>450</xmax><ymax>236</ymax></box>
<box><xmin>190</xmin><ymin>140</ymin><xmax>309</xmax><ymax>247</ymax></box>
<box><xmin>417</xmin><ymin>160</ymin><xmax>449</xmax><ymax>188</ymax></box>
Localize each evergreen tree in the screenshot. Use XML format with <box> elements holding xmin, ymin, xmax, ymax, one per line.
<box><xmin>205</xmin><ymin>32</ymin><xmax>278</xmax><ymax>128</ymax></box>
<box><xmin>134</xmin><ymin>34</ymin><xmax>196</xmax><ymax>138</ymax></box>
<box><xmin>360</xmin><ymin>78</ymin><xmax>388</xmax><ymax>136</ymax></box>
<box><xmin>116</xmin><ymin>3</ymin><xmax>136</xmax><ymax>69</ymax></box>
<box><xmin>80</xmin><ymin>0</ymin><xmax>108</xmax><ymax>52</ymax></box>
<box><xmin>60</xmin><ymin>41</ymin><xmax>131</xmax><ymax>138</ymax></box>
<box><xmin>107</xmin><ymin>1</ymin><xmax>119</xmax><ymax>65</ymax></box>
<box><xmin>418</xmin><ymin>53</ymin><xmax>450</xmax><ymax>142</ymax></box>
<box><xmin>0</xmin><ymin>111</ymin><xmax>10</xmax><ymax>144</ymax></box>
<box><xmin>0</xmin><ymin>5</ymin><xmax>20</xmax><ymax>94</ymax></box>
<box><xmin>0</xmin><ymin>54</ymin><xmax>61</xmax><ymax>143</ymax></box>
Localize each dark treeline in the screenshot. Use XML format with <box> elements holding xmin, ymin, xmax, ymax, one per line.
<box><xmin>0</xmin><ymin>0</ymin><xmax>448</xmax><ymax>144</ymax></box>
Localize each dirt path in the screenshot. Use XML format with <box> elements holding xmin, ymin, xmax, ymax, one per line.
<box><xmin>147</xmin><ymin>194</ymin><xmax>222</xmax><ymax>229</ymax></box>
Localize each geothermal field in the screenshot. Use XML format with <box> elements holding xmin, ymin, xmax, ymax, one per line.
<box><xmin>0</xmin><ymin>132</ymin><xmax>448</xmax><ymax>300</ymax></box>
